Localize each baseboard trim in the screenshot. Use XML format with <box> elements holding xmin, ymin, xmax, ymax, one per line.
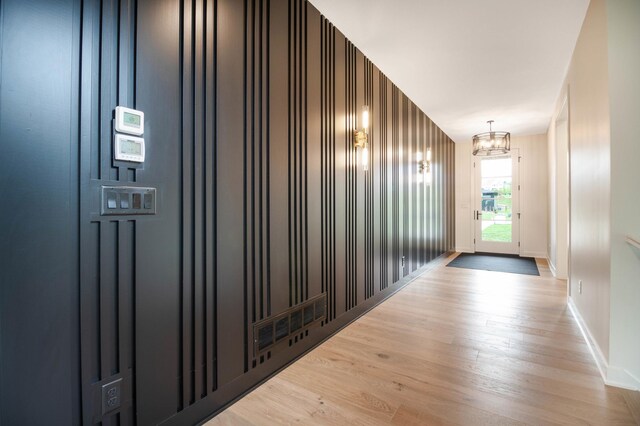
<box><xmin>455</xmin><ymin>247</ymin><xmax>474</xmax><ymax>253</ymax></box>
<box><xmin>520</xmin><ymin>251</ymin><xmax>547</xmax><ymax>259</ymax></box>
<box><xmin>547</xmin><ymin>255</ymin><xmax>557</xmax><ymax>277</ymax></box>
<box><xmin>568</xmin><ymin>298</ymin><xmax>640</xmax><ymax>391</ymax></box>
<box><xmin>606</xmin><ymin>366</ymin><xmax>640</xmax><ymax>391</ymax></box>
<box><xmin>568</xmin><ymin>298</ymin><xmax>608</xmax><ymax>383</ymax></box>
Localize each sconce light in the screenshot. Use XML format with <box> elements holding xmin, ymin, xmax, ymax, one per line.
<box><xmin>417</xmin><ymin>148</ymin><xmax>432</xmax><ymax>184</ymax></box>
<box><xmin>354</xmin><ymin>106</ymin><xmax>369</xmax><ymax>171</ymax></box>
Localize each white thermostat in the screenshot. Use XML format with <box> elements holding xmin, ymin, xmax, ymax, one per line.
<box><xmin>115</xmin><ymin>106</ymin><xmax>144</xmax><ymax>135</ymax></box>
<box><xmin>114</xmin><ymin>133</ymin><xmax>145</xmax><ymax>163</ymax></box>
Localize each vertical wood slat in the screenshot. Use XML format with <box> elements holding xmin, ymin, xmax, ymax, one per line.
<box><xmin>117</xmin><ymin>220</ymin><xmax>135</xmax><ymax>425</ymax></box>
<box><xmin>409</xmin><ymin>102</ymin><xmax>415</xmax><ymax>273</ymax></box>
<box><xmin>345</xmin><ymin>39</ymin><xmax>350</xmax><ymax>311</ymax></box>
<box><xmin>303</xmin><ymin>0</ymin><xmax>309</xmax><ymax>305</ymax></box>
<box><xmin>265</xmin><ymin>0</ymin><xmax>272</xmax><ymax>319</ymax></box>
<box><xmin>288</xmin><ymin>0</ymin><xmax>295</xmax><ymax>307</ymax></box>
<box><xmin>345</xmin><ymin>41</ymin><xmax>358</xmax><ymax>311</ymax></box>
<box><xmin>401</xmin><ymin>95</ymin><xmax>405</xmax><ymax>276</ymax></box>
<box><xmin>205</xmin><ymin>0</ymin><xmax>217</xmax><ymax>392</ymax></box>
<box><xmin>417</xmin><ymin>112</ymin><xmax>423</xmax><ymax>266</ymax></box>
<box><xmin>115</xmin><ymin>2</ymin><xmax>138</xmax><ymax>417</ymax></box>
<box><xmin>181</xmin><ymin>0</ymin><xmax>194</xmax><ymax>408</ymax></box>
<box><xmin>437</xmin><ymin>126</ymin><xmax>441</xmax><ymax>255</ymax></box>
<box><xmin>261</xmin><ymin>0</ymin><xmax>269</xmax><ymax>321</ymax></box>
<box><xmin>331</xmin><ymin>25</ymin><xmax>336</xmax><ymax>321</ymax></box>
<box><xmin>216</xmin><ymin>0</ymin><xmax>247</xmax><ymax>387</ymax></box>
<box><xmin>433</xmin><ymin>120</ymin><xmax>438</xmax><ymax>256</ymax></box>
<box><xmin>391</xmin><ymin>84</ymin><xmax>398</xmax><ymax>283</ymax></box>
<box><xmin>100</xmin><ymin>0</ymin><xmax>118</xmax><ymax>182</ymax></box>
<box><xmin>79</xmin><ymin>0</ymin><xmax>101</xmax><ymax>421</ymax></box>
<box><xmin>301</xmin><ymin>0</ymin><xmax>307</xmax><ymax>305</ymax></box>
<box><xmin>320</xmin><ymin>19</ymin><xmax>337</xmax><ymax>321</ymax></box>
<box><xmin>99</xmin><ymin>221</ymin><xmax>118</xmax><ymax>394</ymax></box>
<box><xmin>247</xmin><ymin>0</ymin><xmax>256</xmax><ymax>328</ymax></box>
<box><xmin>246</xmin><ymin>0</ymin><xmax>272</xmax><ymax>363</ymax></box>
<box><xmin>287</xmin><ymin>0</ymin><xmax>308</xmax><ymax>308</ymax></box>
<box><xmin>242</xmin><ymin>0</ymin><xmax>251</xmax><ymax>372</ymax></box>
<box><xmin>193</xmin><ymin>0</ymin><xmax>205</xmax><ymax>401</ymax></box>
<box><xmin>321</xmin><ymin>17</ymin><xmax>336</xmax><ymax>320</ymax></box>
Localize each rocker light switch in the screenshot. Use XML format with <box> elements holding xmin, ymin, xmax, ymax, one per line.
<box><xmin>132</xmin><ymin>193</ymin><xmax>141</xmax><ymax>209</ymax></box>
<box><xmin>120</xmin><ymin>194</ymin><xmax>130</xmax><ymax>209</ymax></box>
<box><xmin>101</xmin><ymin>186</ymin><xmax>157</xmax><ymax>216</ymax></box>
<box><xmin>107</xmin><ymin>192</ymin><xmax>117</xmax><ymax>209</ymax></box>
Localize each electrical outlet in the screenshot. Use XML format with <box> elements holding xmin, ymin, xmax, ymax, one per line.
<box><xmin>578</xmin><ymin>280</ymin><xmax>583</xmax><ymax>294</ymax></box>
<box><xmin>102</xmin><ymin>378</ymin><xmax>122</xmax><ymax>415</ymax></box>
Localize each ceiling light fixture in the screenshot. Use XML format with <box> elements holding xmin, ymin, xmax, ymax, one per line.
<box><xmin>472</xmin><ymin>120</ymin><xmax>510</xmax><ymax>156</ymax></box>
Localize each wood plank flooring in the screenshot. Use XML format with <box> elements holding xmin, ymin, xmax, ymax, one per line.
<box><xmin>207</xmin><ymin>253</ymin><xmax>640</xmax><ymax>425</ymax></box>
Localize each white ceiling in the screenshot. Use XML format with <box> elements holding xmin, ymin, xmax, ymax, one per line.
<box><xmin>309</xmin><ymin>0</ymin><xmax>589</xmax><ymax>143</ymax></box>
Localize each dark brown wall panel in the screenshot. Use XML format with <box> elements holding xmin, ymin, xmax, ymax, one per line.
<box><xmin>0</xmin><ymin>0</ymin><xmax>456</xmax><ymax>424</ymax></box>
<box><xmin>269</xmin><ymin>0</ymin><xmax>291</xmax><ymax>317</ymax></box>
<box><xmin>307</xmin><ymin>4</ymin><xmax>323</xmax><ymax>302</ymax></box>
<box><xmin>216</xmin><ymin>0</ymin><xmax>247</xmax><ymax>388</ymax></box>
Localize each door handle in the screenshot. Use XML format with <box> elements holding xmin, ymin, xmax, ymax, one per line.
<box><xmin>476</xmin><ymin>210</ymin><xmax>481</xmax><ymax>220</ymax></box>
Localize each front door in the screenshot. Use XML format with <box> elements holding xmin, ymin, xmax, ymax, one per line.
<box><xmin>474</xmin><ymin>151</ymin><xmax>520</xmax><ymax>254</ymax></box>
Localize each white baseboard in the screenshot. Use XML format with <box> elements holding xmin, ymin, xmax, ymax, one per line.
<box><xmin>520</xmin><ymin>250</ymin><xmax>547</xmax><ymax>258</ymax></box>
<box><xmin>568</xmin><ymin>298</ymin><xmax>640</xmax><ymax>391</ymax></box>
<box><xmin>547</xmin><ymin>255</ymin><xmax>557</xmax><ymax>277</ymax></box>
<box><xmin>606</xmin><ymin>366</ymin><xmax>640</xmax><ymax>391</ymax></box>
<box><xmin>455</xmin><ymin>247</ymin><xmax>474</xmax><ymax>253</ymax></box>
<box><xmin>568</xmin><ymin>298</ymin><xmax>608</xmax><ymax>382</ymax></box>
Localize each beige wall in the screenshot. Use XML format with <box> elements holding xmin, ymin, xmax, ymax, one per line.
<box><xmin>547</xmin><ymin>102</ymin><xmax>569</xmax><ymax>279</ymax></box>
<box><xmin>454</xmin><ymin>143</ymin><xmax>474</xmax><ymax>252</ymax></box>
<box><xmin>455</xmin><ymin>134</ymin><xmax>548</xmax><ymax>257</ymax></box>
<box><xmin>549</xmin><ymin>0</ymin><xmax>640</xmax><ymax>389</ymax></box>
<box><xmin>559</xmin><ymin>0</ymin><xmax>612</xmax><ymax>363</ymax></box>
<box><xmin>606</xmin><ymin>0</ymin><xmax>640</xmax><ymax>387</ymax></box>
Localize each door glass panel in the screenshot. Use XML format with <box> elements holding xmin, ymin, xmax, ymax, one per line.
<box><xmin>480</xmin><ymin>157</ymin><xmax>512</xmax><ymax>242</ymax></box>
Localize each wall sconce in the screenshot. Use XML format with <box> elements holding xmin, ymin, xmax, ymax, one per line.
<box><xmin>417</xmin><ymin>148</ymin><xmax>432</xmax><ymax>184</ymax></box>
<box><xmin>354</xmin><ymin>106</ymin><xmax>369</xmax><ymax>171</ymax></box>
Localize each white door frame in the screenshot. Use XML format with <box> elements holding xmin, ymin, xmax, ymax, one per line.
<box><xmin>473</xmin><ymin>150</ymin><xmax>520</xmax><ymax>254</ymax></box>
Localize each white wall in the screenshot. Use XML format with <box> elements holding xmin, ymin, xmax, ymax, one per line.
<box><xmin>549</xmin><ymin>0</ymin><xmax>640</xmax><ymax>390</ymax></box>
<box><xmin>606</xmin><ymin>0</ymin><xmax>640</xmax><ymax>388</ymax></box>
<box><xmin>548</xmin><ymin>118</ymin><xmax>558</xmax><ymax>271</ymax></box>
<box><xmin>548</xmin><ymin>104</ymin><xmax>570</xmax><ymax>280</ymax></box>
<box><xmin>454</xmin><ymin>143</ymin><xmax>474</xmax><ymax>252</ymax></box>
<box><xmin>455</xmin><ymin>134</ymin><xmax>548</xmax><ymax>257</ymax></box>
<box><xmin>561</xmin><ymin>0</ymin><xmax>612</xmax><ymax>367</ymax></box>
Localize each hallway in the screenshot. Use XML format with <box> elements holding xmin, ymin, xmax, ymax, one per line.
<box><xmin>210</xmin><ymin>254</ymin><xmax>640</xmax><ymax>425</ymax></box>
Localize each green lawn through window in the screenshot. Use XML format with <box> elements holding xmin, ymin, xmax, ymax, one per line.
<box><xmin>482</xmin><ymin>224</ymin><xmax>512</xmax><ymax>242</ymax></box>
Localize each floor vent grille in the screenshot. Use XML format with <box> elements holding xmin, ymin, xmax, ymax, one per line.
<box><xmin>253</xmin><ymin>293</ymin><xmax>327</xmax><ymax>358</ymax></box>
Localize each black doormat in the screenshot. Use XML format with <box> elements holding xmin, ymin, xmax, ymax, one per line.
<box><xmin>446</xmin><ymin>252</ymin><xmax>540</xmax><ymax>276</ymax></box>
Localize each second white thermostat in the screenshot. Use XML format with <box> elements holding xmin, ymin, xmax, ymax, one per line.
<box><xmin>114</xmin><ymin>134</ymin><xmax>145</xmax><ymax>163</ymax></box>
<box><xmin>115</xmin><ymin>106</ymin><xmax>144</xmax><ymax>135</ymax></box>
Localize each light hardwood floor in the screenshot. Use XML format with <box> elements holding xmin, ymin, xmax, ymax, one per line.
<box><xmin>208</xmin><ymin>253</ymin><xmax>640</xmax><ymax>425</ymax></box>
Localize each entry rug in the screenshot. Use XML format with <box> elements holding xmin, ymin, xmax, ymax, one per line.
<box><xmin>446</xmin><ymin>252</ymin><xmax>540</xmax><ymax>276</ymax></box>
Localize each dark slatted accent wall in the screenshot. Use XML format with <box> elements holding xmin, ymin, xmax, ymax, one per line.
<box><xmin>0</xmin><ymin>0</ymin><xmax>456</xmax><ymax>425</ymax></box>
<box><xmin>321</xmin><ymin>17</ymin><xmax>337</xmax><ymax>321</ymax></box>
<box><xmin>78</xmin><ymin>1</ymin><xmax>139</xmax><ymax>424</ymax></box>
<box><xmin>364</xmin><ymin>58</ymin><xmax>374</xmax><ymax>300</ymax></box>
